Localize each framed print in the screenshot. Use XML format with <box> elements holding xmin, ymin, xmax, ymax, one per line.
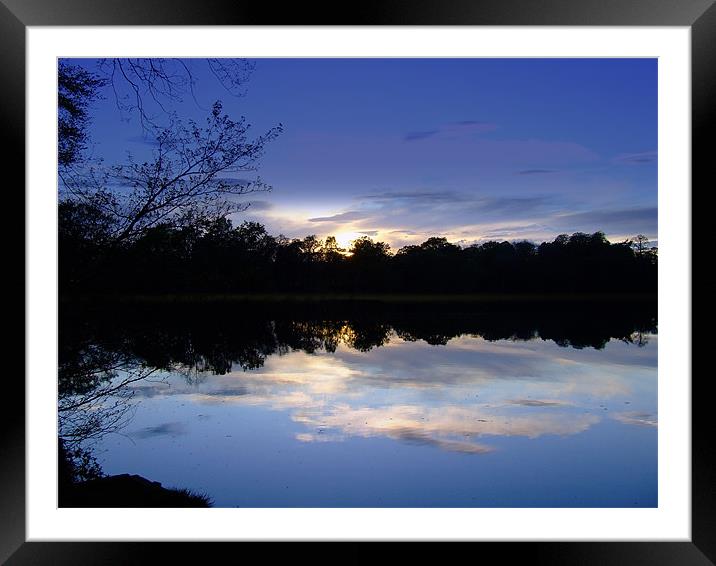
<box><xmin>6</xmin><ymin>0</ymin><xmax>709</xmax><ymax>563</ymax></box>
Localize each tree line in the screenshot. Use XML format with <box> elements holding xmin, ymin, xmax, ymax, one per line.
<box><xmin>57</xmin><ymin>60</ymin><xmax>656</xmax><ymax>296</ymax></box>
<box><xmin>59</xmin><ymin>201</ymin><xmax>656</xmax><ymax>295</ymax></box>
<box><xmin>61</xmin><ymin>301</ymin><xmax>656</xmax><ymax>393</ymax></box>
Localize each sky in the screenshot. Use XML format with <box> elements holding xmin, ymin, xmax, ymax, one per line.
<box><xmin>76</xmin><ymin>58</ymin><xmax>657</xmax><ymax>250</ymax></box>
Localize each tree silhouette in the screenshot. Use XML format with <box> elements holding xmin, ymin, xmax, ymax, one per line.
<box><xmin>321</xmin><ymin>236</ymin><xmax>345</xmax><ymax>263</ymax></box>
<box><xmin>60</xmin><ymin>299</ymin><xmax>657</xmax><ymax>386</ymax></box>
<box><xmin>348</xmin><ymin>236</ymin><xmax>390</xmax><ymax>258</ymax></box>
<box><xmin>58</xmin><ymin>343</ymin><xmax>162</xmax><ymax>447</ymax></box>
<box><xmin>58</xmin><ymin>62</ymin><xmax>106</xmax><ymax>168</ymax></box>
<box><xmin>97</xmin><ymin>58</ymin><xmax>255</xmax><ymax>130</ymax></box>
<box><xmin>61</xmin><ymin>101</ymin><xmax>282</xmax><ymax>243</ymax></box>
<box><xmin>632</xmin><ymin>234</ymin><xmax>651</xmax><ymax>254</ymax></box>
<box><xmin>58</xmin><ymin>206</ymin><xmax>658</xmax><ymax>295</ymax></box>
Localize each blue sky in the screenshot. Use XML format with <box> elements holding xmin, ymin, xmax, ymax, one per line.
<box><xmin>75</xmin><ymin>58</ymin><xmax>657</xmax><ymax>249</ymax></box>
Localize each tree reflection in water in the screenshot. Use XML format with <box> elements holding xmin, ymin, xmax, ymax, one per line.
<box><xmin>58</xmin><ymin>298</ymin><xmax>657</xmax><ymax>506</ymax></box>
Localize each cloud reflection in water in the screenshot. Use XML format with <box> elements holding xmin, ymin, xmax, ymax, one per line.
<box><xmin>126</xmin><ymin>334</ymin><xmax>656</xmax><ymax>455</ymax></box>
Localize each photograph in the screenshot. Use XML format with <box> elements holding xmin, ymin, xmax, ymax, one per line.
<box><xmin>57</xmin><ymin>56</ymin><xmax>659</xmax><ymax>509</ymax></box>
<box><xmin>5</xmin><ymin>0</ymin><xmax>707</xmax><ymax>559</ymax></box>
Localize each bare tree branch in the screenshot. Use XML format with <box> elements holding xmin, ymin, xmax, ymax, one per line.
<box><xmin>61</xmin><ymin>101</ymin><xmax>283</xmax><ymax>243</ymax></box>
<box><xmin>96</xmin><ymin>58</ymin><xmax>255</xmax><ymax>131</ymax></box>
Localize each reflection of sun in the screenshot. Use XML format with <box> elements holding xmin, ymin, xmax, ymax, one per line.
<box><xmin>334</xmin><ymin>231</ymin><xmax>362</xmax><ymax>250</ymax></box>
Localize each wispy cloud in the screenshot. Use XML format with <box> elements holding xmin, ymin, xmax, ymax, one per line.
<box><xmin>389</xmin><ymin>229</ymin><xmax>423</xmax><ymax>236</ymax></box>
<box><xmin>612</xmin><ymin>412</ymin><xmax>658</xmax><ymax>427</ymax></box>
<box><xmin>245</xmin><ymin>200</ymin><xmax>274</xmax><ymax>211</ymax></box>
<box><xmin>293</xmin><ymin>403</ymin><xmax>600</xmax><ymax>454</ymax></box>
<box><xmin>478</xmin><ymin>224</ymin><xmax>549</xmax><ymax>240</ymax></box>
<box><xmin>308</xmin><ymin>211</ymin><xmax>371</xmax><ymax>223</ymax></box>
<box><xmin>125</xmin><ymin>135</ymin><xmax>160</xmax><ymax>147</ymax></box>
<box><xmin>517</xmin><ymin>169</ymin><xmax>558</xmax><ymax>175</ymax></box>
<box><xmin>404</xmin><ymin>120</ymin><xmax>497</xmax><ymax>142</ymax></box>
<box><xmin>507</xmin><ymin>399</ymin><xmax>567</xmax><ymax>407</ymax></box>
<box><xmin>476</xmin><ymin>196</ymin><xmax>555</xmax><ymax>215</ymax></box>
<box><xmin>614</xmin><ymin>150</ymin><xmax>657</xmax><ymax>164</ymax></box>
<box><xmin>551</xmin><ymin>207</ymin><xmax>657</xmax><ymax>235</ymax></box>
<box><xmin>132</xmin><ymin>422</ymin><xmax>187</xmax><ymax>439</ymax></box>
<box><xmin>361</xmin><ymin>190</ymin><xmax>465</xmax><ymax>203</ymax></box>
<box><xmin>404</xmin><ymin>130</ymin><xmax>439</xmax><ymax>142</ymax></box>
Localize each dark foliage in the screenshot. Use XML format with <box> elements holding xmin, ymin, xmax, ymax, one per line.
<box><xmin>60</xmin><ymin>103</ymin><xmax>282</xmax><ymax>245</ymax></box>
<box><xmin>60</xmin><ymin>299</ymin><xmax>657</xmax><ymax>385</ymax></box>
<box><xmin>58</xmin><ymin>439</ymin><xmax>103</xmax><ymax>485</ymax></box>
<box><xmin>58</xmin><ymin>62</ymin><xmax>106</xmax><ymax>167</ymax></box>
<box><xmin>58</xmin><ymin>203</ymin><xmax>657</xmax><ymax>295</ymax></box>
<box><xmin>60</xmin><ymin>471</ymin><xmax>212</xmax><ymax>508</ymax></box>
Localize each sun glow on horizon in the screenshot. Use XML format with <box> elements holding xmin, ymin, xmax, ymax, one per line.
<box><xmin>334</xmin><ymin>230</ymin><xmax>363</xmax><ymax>250</ymax></box>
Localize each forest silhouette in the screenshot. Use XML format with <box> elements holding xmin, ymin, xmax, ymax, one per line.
<box><xmin>61</xmin><ymin>299</ymin><xmax>657</xmax><ymax>383</ymax></box>
<box><xmin>60</xmin><ymin>203</ymin><xmax>656</xmax><ymax>296</ymax></box>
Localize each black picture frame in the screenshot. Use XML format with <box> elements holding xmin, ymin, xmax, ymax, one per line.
<box><xmin>5</xmin><ymin>0</ymin><xmax>707</xmax><ymax>562</ymax></box>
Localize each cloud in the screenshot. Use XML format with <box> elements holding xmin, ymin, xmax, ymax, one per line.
<box><xmin>479</xmin><ymin>224</ymin><xmax>548</xmax><ymax>240</ymax></box>
<box><xmin>551</xmin><ymin>207</ymin><xmax>657</xmax><ymax>235</ymax></box>
<box><xmin>355</xmin><ymin>192</ymin><xmax>556</xmax><ymax>224</ymax></box>
<box><xmin>194</xmin><ymin>387</ymin><xmax>250</xmax><ymax>397</ymax></box>
<box><xmin>476</xmin><ymin>196</ymin><xmax>555</xmax><ymax>215</ymax></box>
<box><xmin>126</xmin><ymin>135</ymin><xmax>160</xmax><ymax>147</ymax></box>
<box><xmin>389</xmin><ymin>229</ymin><xmax>423</xmax><ymax>236</ymax></box>
<box><xmin>453</xmin><ymin>120</ymin><xmax>492</xmax><ymax>127</ymax></box>
<box><xmin>507</xmin><ymin>399</ymin><xmax>567</xmax><ymax>407</ymax></box>
<box><xmin>246</xmin><ymin>200</ymin><xmax>274</xmax><ymax>211</ymax></box>
<box><xmin>296</xmin><ymin>432</ymin><xmax>345</xmax><ymax>443</ymax></box>
<box><xmin>132</xmin><ymin>422</ymin><xmax>187</xmax><ymax>439</ymax></box>
<box><xmin>404</xmin><ymin>121</ymin><xmax>497</xmax><ymax>142</ymax></box>
<box><xmin>293</xmin><ymin>403</ymin><xmax>600</xmax><ymax>454</ymax></box>
<box><xmin>404</xmin><ymin>130</ymin><xmax>439</xmax><ymax>142</ymax></box>
<box><xmin>257</xmin><ymin>187</ymin><xmax>637</xmax><ymax>250</ymax></box>
<box><xmin>360</xmin><ymin>190</ymin><xmax>465</xmax><ymax>203</ymax></box>
<box><xmin>392</xmin><ymin>429</ymin><xmax>494</xmax><ymax>454</ymax></box>
<box><xmin>248</xmin><ymin>190</ymin><xmax>655</xmax><ymax>253</ymax></box>
<box><xmin>614</xmin><ymin>151</ymin><xmax>657</xmax><ymax>164</ymax></box>
<box><xmin>517</xmin><ymin>169</ymin><xmax>558</xmax><ymax>175</ymax></box>
<box><xmin>308</xmin><ymin>211</ymin><xmax>370</xmax><ymax>223</ymax></box>
<box><xmin>612</xmin><ymin>412</ymin><xmax>658</xmax><ymax>427</ymax></box>
<box><xmin>123</xmin><ymin>333</ymin><xmax>655</xmax><ymax>459</ymax></box>
<box><xmin>129</xmin><ymin>383</ymin><xmax>173</xmax><ymax>398</ymax></box>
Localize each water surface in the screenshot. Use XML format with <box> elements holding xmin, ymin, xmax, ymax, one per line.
<box><xmin>59</xmin><ymin>299</ymin><xmax>657</xmax><ymax>507</ymax></box>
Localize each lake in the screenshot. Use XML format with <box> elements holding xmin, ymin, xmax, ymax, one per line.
<box><xmin>58</xmin><ymin>298</ymin><xmax>657</xmax><ymax>507</ymax></box>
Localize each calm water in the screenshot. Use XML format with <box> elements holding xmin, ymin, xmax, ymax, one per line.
<box><xmin>59</xmin><ymin>300</ymin><xmax>657</xmax><ymax>507</ymax></box>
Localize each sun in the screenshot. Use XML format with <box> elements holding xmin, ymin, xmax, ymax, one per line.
<box><xmin>334</xmin><ymin>231</ymin><xmax>362</xmax><ymax>250</ymax></box>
